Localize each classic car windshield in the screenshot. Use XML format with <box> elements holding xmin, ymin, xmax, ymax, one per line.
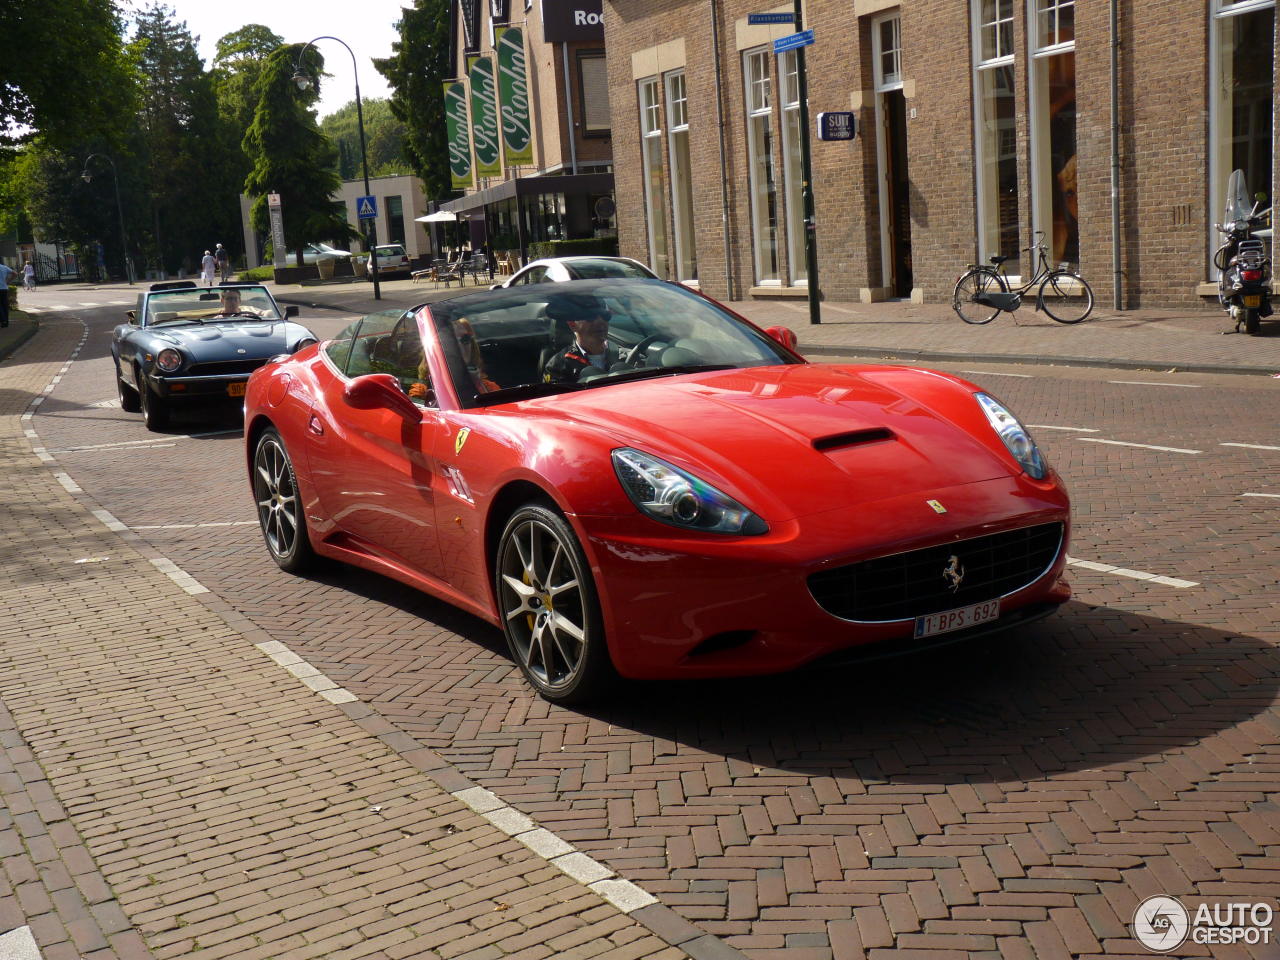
<box><xmin>566</xmin><ymin>259</ymin><xmax>654</xmax><ymax>279</ymax></box>
<box><xmin>145</xmin><ymin>285</ymin><xmax>283</xmax><ymax>324</ymax></box>
<box><xmin>426</xmin><ymin>279</ymin><xmax>800</xmax><ymax>407</ymax></box>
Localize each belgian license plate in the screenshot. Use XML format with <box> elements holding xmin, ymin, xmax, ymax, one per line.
<box><xmin>1242</xmin><ymin>295</ymin><xmax>1261</xmax><ymax>308</ymax></box>
<box><xmin>227</xmin><ymin>382</ymin><xmax>247</xmax><ymax>397</ymax></box>
<box><xmin>913</xmin><ymin>599</ymin><xmax>1000</xmax><ymax>639</ymax></box>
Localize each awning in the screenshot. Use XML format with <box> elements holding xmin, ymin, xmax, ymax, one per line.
<box><xmin>441</xmin><ymin>172</ymin><xmax>615</xmax><ymax>215</ymax></box>
<box><xmin>415</xmin><ymin>210</ymin><xmax>458</xmax><ymax>223</ymax></box>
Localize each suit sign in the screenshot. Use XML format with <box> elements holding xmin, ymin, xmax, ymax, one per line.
<box><xmin>817</xmin><ymin>111</ymin><xmax>857</xmax><ymax>141</ymax></box>
<box><xmin>541</xmin><ymin>0</ymin><xmax>603</xmax><ymax>42</ymax></box>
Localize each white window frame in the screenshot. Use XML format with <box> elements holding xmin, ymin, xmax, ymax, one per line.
<box><xmin>871</xmin><ymin>12</ymin><xmax>903</xmax><ymax>289</ymax></box>
<box><xmin>971</xmin><ymin>0</ymin><xmax>1020</xmax><ymax>274</ymax></box>
<box><xmin>1207</xmin><ymin>0</ymin><xmax>1276</xmax><ymax>275</ymax></box>
<box><xmin>1026</xmin><ymin>0</ymin><xmax>1076</xmax><ymax>264</ymax></box>
<box><xmin>639</xmin><ymin>77</ymin><xmax>670</xmax><ymax>278</ymax></box>
<box><xmin>665</xmin><ymin>71</ymin><xmax>698</xmax><ymax>283</ymax></box>
<box><xmin>744</xmin><ymin>47</ymin><xmax>780</xmax><ymax>285</ymax></box>
<box><xmin>779</xmin><ymin>50</ymin><xmax>806</xmax><ymax>286</ymax></box>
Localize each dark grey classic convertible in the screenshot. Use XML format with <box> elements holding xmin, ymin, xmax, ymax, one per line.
<box><xmin>112</xmin><ymin>281</ymin><xmax>317</xmax><ymax>430</ymax></box>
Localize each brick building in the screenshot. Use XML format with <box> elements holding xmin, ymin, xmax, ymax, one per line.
<box><xmin>440</xmin><ymin>0</ymin><xmax>618</xmax><ymax>259</ymax></box>
<box><xmin>605</xmin><ymin>0</ymin><xmax>1276</xmax><ymax>308</ymax></box>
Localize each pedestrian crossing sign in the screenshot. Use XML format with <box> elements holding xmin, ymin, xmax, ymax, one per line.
<box><xmin>356</xmin><ymin>195</ymin><xmax>377</xmax><ymax>220</ymax></box>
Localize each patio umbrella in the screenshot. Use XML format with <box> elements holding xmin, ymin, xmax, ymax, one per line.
<box><xmin>415</xmin><ymin>211</ymin><xmax>458</xmax><ymax>222</ymax></box>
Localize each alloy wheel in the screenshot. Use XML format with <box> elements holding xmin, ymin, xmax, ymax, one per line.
<box><xmin>254</xmin><ymin>435</ymin><xmax>301</xmax><ymax>562</ymax></box>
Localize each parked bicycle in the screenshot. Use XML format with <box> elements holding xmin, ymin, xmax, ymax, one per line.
<box><xmin>953</xmin><ymin>232</ymin><xmax>1095</xmax><ymax>325</ymax></box>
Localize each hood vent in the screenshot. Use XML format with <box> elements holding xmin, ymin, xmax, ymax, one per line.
<box><xmin>813</xmin><ymin>427</ymin><xmax>895</xmax><ymax>452</ymax></box>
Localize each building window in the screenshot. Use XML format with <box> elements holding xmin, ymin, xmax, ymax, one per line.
<box><xmin>878</xmin><ymin>16</ymin><xmax>902</xmax><ymax>88</ymax></box>
<box><xmin>578</xmin><ymin>53</ymin><xmax>611</xmax><ymax>136</ymax></box>
<box><xmin>1209</xmin><ymin>0</ymin><xmax>1274</xmax><ymax>268</ymax></box>
<box><xmin>665</xmin><ymin>72</ymin><xmax>698</xmax><ymax>282</ymax></box>
<box><xmin>779</xmin><ymin>50</ymin><xmax>806</xmax><ymax>286</ymax></box>
<box><xmin>744</xmin><ymin>48</ymin><xmax>779</xmax><ymax>285</ymax></box>
<box><xmin>973</xmin><ymin>0</ymin><xmax>1020</xmax><ymax>262</ymax></box>
<box><xmin>387</xmin><ymin>195</ymin><xmax>406</xmax><ymax>246</ymax></box>
<box><xmin>1029</xmin><ymin>0</ymin><xmax>1077</xmax><ymax>265</ymax></box>
<box><xmin>639</xmin><ymin>78</ymin><xmax>670</xmax><ymax>278</ymax></box>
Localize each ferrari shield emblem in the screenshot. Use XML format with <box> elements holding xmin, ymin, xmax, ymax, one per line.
<box><xmin>927</xmin><ymin>499</ymin><xmax>947</xmax><ymax>514</ymax></box>
<box><xmin>455</xmin><ymin>427</ymin><xmax>472</xmax><ymax>455</ymax></box>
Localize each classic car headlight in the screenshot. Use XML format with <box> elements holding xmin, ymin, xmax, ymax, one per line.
<box><xmin>975</xmin><ymin>392</ymin><xmax>1046</xmax><ymax>479</ymax></box>
<box><xmin>612</xmin><ymin>448</ymin><xmax>768</xmax><ymax>535</ymax></box>
<box><xmin>293</xmin><ymin>338</ymin><xmax>318</xmax><ymax>352</ymax></box>
<box><xmin>155</xmin><ymin>348</ymin><xmax>183</xmax><ymax>373</ymax></box>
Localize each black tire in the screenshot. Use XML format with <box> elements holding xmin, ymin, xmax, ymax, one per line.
<box><xmin>116</xmin><ymin>359</ymin><xmax>141</xmax><ymax>413</ymax></box>
<box><xmin>1244</xmin><ymin>310</ymin><xmax>1261</xmax><ymax>335</ymax></box>
<box><xmin>495</xmin><ymin>503</ymin><xmax>614</xmax><ymax>703</ymax></box>
<box><xmin>952</xmin><ymin>268</ymin><xmax>1007</xmax><ymax>324</ymax></box>
<box><xmin>252</xmin><ymin>428</ymin><xmax>318</xmax><ymax>573</ymax></box>
<box><xmin>1039</xmin><ymin>271</ymin><xmax>1094</xmax><ymax>324</ymax></box>
<box><xmin>139</xmin><ymin>374</ymin><xmax>169</xmax><ymax>431</ymax></box>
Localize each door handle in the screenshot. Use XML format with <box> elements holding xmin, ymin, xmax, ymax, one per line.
<box><xmin>307</xmin><ymin>414</ymin><xmax>324</xmax><ymax>436</ymax></box>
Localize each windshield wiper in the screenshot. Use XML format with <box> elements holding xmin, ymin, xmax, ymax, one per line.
<box><xmin>584</xmin><ymin>364</ymin><xmax>735</xmax><ymax>387</ymax></box>
<box><xmin>470</xmin><ymin>381</ymin><xmax>586</xmax><ymax>406</ymax></box>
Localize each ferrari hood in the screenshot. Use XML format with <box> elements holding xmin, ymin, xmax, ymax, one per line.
<box><xmin>528</xmin><ymin>364</ymin><xmax>1017</xmax><ymax>520</ymax></box>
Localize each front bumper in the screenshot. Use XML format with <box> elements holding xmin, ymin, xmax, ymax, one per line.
<box><xmin>148</xmin><ymin>372</ymin><xmax>255</xmax><ymax>399</ymax></box>
<box><xmin>575</xmin><ymin>473</ymin><xmax>1071</xmax><ymax>680</ymax></box>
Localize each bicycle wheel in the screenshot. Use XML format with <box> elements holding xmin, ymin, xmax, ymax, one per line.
<box><xmin>952</xmin><ymin>268</ymin><xmax>1008</xmax><ymax>324</ymax></box>
<box><xmin>1039</xmin><ymin>271</ymin><xmax>1094</xmax><ymax>323</ymax></box>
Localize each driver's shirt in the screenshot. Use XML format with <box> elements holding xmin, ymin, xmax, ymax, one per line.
<box><xmin>543</xmin><ymin>342</ymin><xmax>615</xmax><ymax>382</ymax></box>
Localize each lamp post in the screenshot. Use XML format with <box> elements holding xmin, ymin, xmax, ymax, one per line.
<box><xmin>80</xmin><ymin>154</ymin><xmax>135</xmax><ymax>285</ymax></box>
<box><xmin>292</xmin><ymin>36</ymin><xmax>381</xmax><ymax>300</ymax></box>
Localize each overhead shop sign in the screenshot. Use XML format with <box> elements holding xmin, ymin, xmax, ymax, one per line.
<box><xmin>468</xmin><ymin>55</ymin><xmax>502</xmax><ymax>178</ymax></box>
<box><xmin>444</xmin><ymin>80</ymin><xmax>474</xmax><ymax>190</ymax></box>
<box><xmin>541</xmin><ymin>0</ymin><xmax>604</xmax><ymax>42</ymax></box>
<box><xmin>496</xmin><ymin>26</ymin><xmax>533</xmax><ymax>166</ymax></box>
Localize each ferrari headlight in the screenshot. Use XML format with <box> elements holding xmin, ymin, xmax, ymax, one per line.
<box><xmin>155</xmin><ymin>348</ymin><xmax>183</xmax><ymax>373</ymax></box>
<box><xmin>612</xmin><ymin>448</ymin><xmax>767</xmax><ymax>535</ymax></box>
<box><xmin>975</xmin><ymin>392</ymin><xmax>1046</xmax><ymax>479</ymax></box>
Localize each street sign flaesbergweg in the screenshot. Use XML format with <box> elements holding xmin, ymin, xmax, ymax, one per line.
<box><xmin>772</xmin><ymin>29</ymin><xmax>815</xmax><ymax>54</ymax></box>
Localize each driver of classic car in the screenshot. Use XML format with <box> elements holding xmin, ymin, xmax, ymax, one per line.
<box><xmin>211</xmin><ymin>288</ymin><xmax>263</xmax><ymax>318</ymax></box>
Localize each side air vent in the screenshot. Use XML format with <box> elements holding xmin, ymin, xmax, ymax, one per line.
<box><xmin>812</xmin><ymin>427</ymin><xmax>894</xmax><ymax>452</ymax></box>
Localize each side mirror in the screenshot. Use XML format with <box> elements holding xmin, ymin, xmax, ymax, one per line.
<box><xmin>488</xmin><ymin>283</ymin><xmax>501</xmax><ymax>290</ymax></box>
<box><xmin>285</xmin><ymin>305</ymin><xmax>300</xmax><ymax>318</ymax></box>
<box><xmin>126</xmin><ymin>310</ymin><xmax>137</xmax><ymax>324</ymax></box>
<box><xmin>765</xmin><ymin>325</ymin><xmax>800</xmax><ymax>352</ymax></box>
<box><xmin>343</xmin><ymin>373</ymin><xmax>421</xmax><ymax>421</ymax></box>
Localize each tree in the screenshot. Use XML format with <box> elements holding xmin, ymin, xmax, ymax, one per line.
<box><xmin>243</xmin><ymin>44</ymin><xmax>354</xmax><ymax>266</ymax></box>
<box><xmin>375</xmin><ymin>0</ymin><xmax>453</xmax><ymax>202</ymax></box>
<box><xmin>319</xmin><ymin>99</ymin><xmax>411</xmax><ymax>181</ymax></box>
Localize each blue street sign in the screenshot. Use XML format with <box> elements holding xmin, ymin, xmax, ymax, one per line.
<box><xmin>748</xmin><ymin>12</ymin><xmax>795</xmax><ymax>24</ymax></box>
<box><xmin>817</xmin><ymin>111</ymin><xmax>857</xmax><ymax>141</ymax></box>
<box><xmin>772</xmin><ymin>29</ymin><xmax>815</xmax><ymax>54</ymax></box>
<box><xmin>356</xmin><ymin>195</ymin><xmax>377</xmax><ymax>220</ymax></box>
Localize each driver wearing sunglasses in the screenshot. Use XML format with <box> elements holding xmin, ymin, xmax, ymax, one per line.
<box><xmin>543</xmin><ymin>293</ymin><xmax>617</xmax><ymax>383</ymax></box>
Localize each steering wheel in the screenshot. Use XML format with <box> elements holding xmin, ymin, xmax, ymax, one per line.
<box><xmin>623</xmin><ymin>334</ymin><xmax>663</xmax><ymax>367</ymax></box>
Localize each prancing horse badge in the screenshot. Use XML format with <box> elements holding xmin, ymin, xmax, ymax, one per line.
<box><xmin>454</xmin><ymin>427</ymin><xmax>471</xmax><ymax>455</ymax></box>
<box><xmin>926</xmin><ymin>499</ymin><xmax>947</xmax><ymax>514</ymax></box>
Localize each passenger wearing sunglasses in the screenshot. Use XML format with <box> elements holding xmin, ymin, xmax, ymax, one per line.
<box><xmin>408</xmin><ymin>317</ymin><xmax>498</xmax><ymax>400</ymax></box>
<box><xmin>543</xmin><ymin>293</ymin><xmax>618</xmax><ymax>383</ymax></box>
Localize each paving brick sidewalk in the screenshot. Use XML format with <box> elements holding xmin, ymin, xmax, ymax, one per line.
<box><xmin>0</xmin><ymin>315</ymin><xmax>704</xmax><ymax>958</ymax></box>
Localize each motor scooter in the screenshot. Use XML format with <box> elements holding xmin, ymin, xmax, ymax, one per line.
<box><xmin>1214</xmin><ymin>169</ymin><xmax>1272</xmax><ymax>336</ymax></box>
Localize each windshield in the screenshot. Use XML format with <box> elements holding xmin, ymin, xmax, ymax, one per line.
<box><xmin>568</xmin><ymin>259</ymin><xmax>653</xmax><ymax>279</ymax></box>
<box><xmin>425</xmin><ymin>278</ymin><xmax>800</xmax><ymax>407</ymax></box>
<box><xmin>145</xmin><ymin>285</ymin><xmax>283</xmax><ymax>324</ymax></box>
<box><xmin>1224</xmin><ymin>169</ymin><xmax>1253</xmax><ymax>223</ymax></box>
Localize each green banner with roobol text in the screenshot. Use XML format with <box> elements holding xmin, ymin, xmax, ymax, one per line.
<box><xmin>495</xmin><ymin>26</ymin><xmax>533</xmax><ymax>166</ymax></box>
<box><xmin>468</xmin><ymin>56</ymin><xmax>502</xmax><ymax>178</ymax></box>
<box><xmin>444</xmin><ymin>80</ymin><xmax>473</xmax><ymax>190</ymax></box>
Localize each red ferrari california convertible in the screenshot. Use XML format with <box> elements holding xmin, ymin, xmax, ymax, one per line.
<box><xmin>245</xmin><ymin>279</ymin><xmax>1070</xmax><ymax>702</ymax></box>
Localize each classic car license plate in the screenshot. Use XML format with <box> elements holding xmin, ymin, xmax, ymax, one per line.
<box><xmin>1242</xmin><ymin>295</ymin><xmax>1261</xmax><ymax>308</ymax></box>
<box><xmin>227</xmin><ymin>382</ymin><xmax>247</xmax><ymax>397</ymax></box>
<box><xmin>913</xmin><ymin>599</ymin><xmax>1000</xmax><ymax>639</ymax></box>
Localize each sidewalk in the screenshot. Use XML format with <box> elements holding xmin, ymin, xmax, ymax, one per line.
<box><xmin>266</xmin><ymin>276</ymin><xmax>1280</xmax><ymax>378</ymax></box>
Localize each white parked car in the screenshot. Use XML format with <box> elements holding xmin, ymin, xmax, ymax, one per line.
<box><xmin>370</xmin><ymin>243</ymin><xmax>412</xmax><ymax>277</ymax></box>
<box><xmin>493</xmin><ymin>256</ymin><xmax>659</xmax><ymax>289</ymax></box>
<box><xmin>300</xmin><ymin>243</ymin><xmax>351</xmax><ymax>264</ymax></box>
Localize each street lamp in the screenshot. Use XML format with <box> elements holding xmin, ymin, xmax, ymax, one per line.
<box><xmin>80</xmin><ymin>154</ymin><xmax>135</xmax><ymax>285</ymax></box>
<box><xmin>292</xmin><ymin>36</ymin><xmax>381</xmax><ymax>300</ymax></box>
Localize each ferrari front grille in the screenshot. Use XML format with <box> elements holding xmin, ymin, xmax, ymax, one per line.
<box><xmin>186</xmin><ymin>358</ymin><xmax>267</xmax><ymax>377</ymax></box>
<box><xmin>808</xmin><ymin>522</ymin><xmax>1063</xmax><ymax>622</ymax></box>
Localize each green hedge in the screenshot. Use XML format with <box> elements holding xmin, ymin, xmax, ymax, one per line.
<box><xmin>238</xmin><ymin>266</ymin><xmax>275</xmax><ymax>282</ymax></box>
<box><xmin>527</xmin><ymin>237</ymin><xmax>619</xmax><ymax>260</ymax></box>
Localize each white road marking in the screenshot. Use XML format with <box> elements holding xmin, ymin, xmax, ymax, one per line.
<box><xmin>0</xmin><ymin>925</ymin><xmax>44</xmax><ymax>959</ymax></box>
<box><xmin>1221</xmin><ymin>442</ymin><xmax>1280</xmax><ymax>452</ymax></box>
<box><xmin>1067</xmin><ymin>557</ymin><xmax>1198</xmax><ymax>588</ymax></box>
<box><xmin>51</xmin><ymin>429</ymin><xmax>238</xmax><ymax>453</ymax></box>
<box><xmin>78</xmin><ymin>301</ymin><xmax>101</xmax><ymax>307</ymax></box>
<box><xmin>1108</xmin><ymin>379</ymin><xmax>1202</xmax><ymax>388</ymax></box>
<box><xmin>1241</xmin><ymin>492</ymin><xmax>1280</xmax><ymax>499</ymax></box>
<box><xmin>1028</xmin><ymin>424</ymin><xmax>1099</xmax><ymax>433</ymax></box>
<box><xmin>132</xmin><ymin>521</ymin><xmax>257</xmax><ymax>530</ymax></box>
<box><xmin>1077</xmin><ymin>438</ymin><xmax>1203</xmax><ymax>454</ymax></box>
<box><xmin>53</xmin><ymin>472</ymin><xmax>82</xmax><ymax>494</ymax></box>
<box><xmin>960</xmin><ymin>369</ymin><xmax>1033</xmax><ymax>378</ymax></box>
<box><xmin>149</xmin><ymin>557</ymin><xmax>209</xmax><ymax>595</ymax></box>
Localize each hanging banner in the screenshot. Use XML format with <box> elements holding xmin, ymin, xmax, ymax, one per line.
<box><xmin>444</xmin><ymin>80</ymin><xmax>474</xmax><ymax>190</ymax></box>
<box><xmin>495</xmin><ymin>26</ymin><xmax>533</xmax><ymax>166</ymax></box>
<box><xmin>468</xmin><ymin>56</ymin><xmax>502</xmax><ymax>178</ymax></box>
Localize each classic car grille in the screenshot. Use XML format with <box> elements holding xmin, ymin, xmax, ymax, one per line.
<box><xmin>808</xmin><ymin>522</ymin><xmax>1063</xmax><ymax>622</ymax></box>
<box><xmin>185</xmin><ymin>358</ymin><xmax>267</xmax><ymax>377</ymax></box>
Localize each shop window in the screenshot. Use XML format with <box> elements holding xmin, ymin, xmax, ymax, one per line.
<box><xmin>744</xmin><ymin>48</ymin><xmax>779</xmax><ymax>285</ymax></box>
<box><xmin>973</xmin><ymin>0</ymin><xmax>1020</xmax><ymax>262</ymax></box>
<box><xmin>639</xmin><ymin>78</ymin><xmax>670</xmax><ymax>278</ymax></box>
<box><xmin>1029</xmin><ymin>0</ymin><xmax>1077</xmax><ymax>265</ymax></box>
<box><xmin>578</xmin><ymin>53</ymin><xmax>611</xmax><ymax>135</ymax></box>
<box><xmin>779</xmin><ymin>50</ymin><xmax>805</xmax><ymax>286</ymax></box>
<box><xmin>665</xmin><ymin>71</ymin><xmax>698</xmax><ymax>282</ymax></box>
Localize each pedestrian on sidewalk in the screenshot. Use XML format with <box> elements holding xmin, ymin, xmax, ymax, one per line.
<box><xmin>0</xmin><ymin>261</ymin><xmax>16</xmax><ymax>327</ymax></box>
<box><xmin>215</xmin><ymin>243</ymin><xmax>230</xmax><ymax>282</ymax></box>
<box><xmin>22</xmin><ymin>260</ymin><xmax>35</xmax><ymax>291</ymax></box>
<box><xmin>200</xmin><ymin>249</ymin><xmax>216</xmax><ymax>286</ymax></box>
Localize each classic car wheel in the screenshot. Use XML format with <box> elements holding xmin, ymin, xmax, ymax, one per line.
<box><xmin>496</xmin><ymin>504</ymin><xmax>612</xmax><ymax>703</ymax></box>
<box><xmin>139</xmin><ymin>376</ymin><xmax>169</xmax><ymax>431</ymax></box>
<box><xmin>115</xmin><ymin>360</ymin><xmax>141</xmax><ymax>413</ymax></box>
<box><xmin>253</xmin><ymin>428</ymin><xmax>317</xmax><ymax>573</ymax></box>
